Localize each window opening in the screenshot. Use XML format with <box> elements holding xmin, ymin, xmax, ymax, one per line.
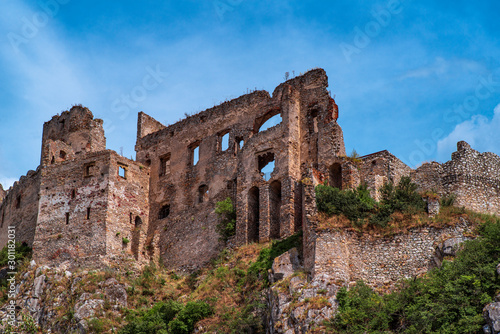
<box><xmin>198</xmin><ymin>185</ymin><xmax>209</xmax><ymax>203</ymax></box>
<box><xmin>159</xmin><ymin>154</ymin><xmax>171</xmax><ymax>176</ymax></box>
<box><xmin>221</xmin><ymin>132</ymin><xmax>230</xmax><ymax>151</ymax></box>
<box><xmin>60</xmin><ymin>151</ymin><xmax>67</xmax><ymax>160</ymax></box>
<box><xmin>15</xmin><ymin>195</ymin><xmax>21</xmax><ymax>209</ymax></box>
<box><xmin>255</xmin><ymin>110</ymin><xmax>282</xmax><ymax>133</ymax></box>
<box><xmin>118</xmin><ymin>165</ymin><xmax>127</xmax><ymax>179</ymax></box>
<box><xmin>189</xmin><ymin>142</ymin><xmax>201</xmax><ymax>166</ymax></box>
<box><xmin>258</xmin><ymin>152</ymin><xmax>275</xmax><ymax>181</ymax></box>
<box><xmin>65</xmin><ymin>212</ymin><xmax>70</xmax><ymax>225</ymax></box>
<box><xmin>330</xmin><ymin>163</ymin><xmax>342</xmax><ymax>189</ymax></box>
<box><xmin>71</xmin><ymin>189</ymin><xmax>76</xmax><ymax>199</ymax></box>
<box><xmin>158</xmin><ymin>205</ymin><xmax>170</xmax><ymax>219</ymax></box>
<box><xmin>193</xmin><ymin>146</ymin><xmax>199</xmax><ymax>165</ymax></box>
<box><xmin>86</xmin><ymin>207</ymin><xmax>91</xmax><ymax>220</ymax></box>
<box><xmin>85</xmin><ymin>162</ymin><xmax>95</xmax><ymax>177</ymax></box>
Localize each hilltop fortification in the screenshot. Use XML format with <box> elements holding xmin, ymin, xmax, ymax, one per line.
<box><xmin>0</xmin><ymin>69</ymin><xmax>498</xmax><ymax>274</ymax></box>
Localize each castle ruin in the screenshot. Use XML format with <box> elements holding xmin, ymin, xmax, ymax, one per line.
<box><xmin>0</xmin><ymin>69</ymin><xmax>498</xmax><ymax>272</ymax></box>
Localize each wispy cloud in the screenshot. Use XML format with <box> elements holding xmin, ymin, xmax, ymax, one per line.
<box><xmin>437</xmin><ymin>103</ymin><xmax>500</xmax><ymax>161</ymax></box>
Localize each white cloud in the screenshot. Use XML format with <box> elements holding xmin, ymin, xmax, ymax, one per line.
<box><xmin>437</xmin><ymin>103</ymin><xmax>500</xmax><ymax>161</ymax></box>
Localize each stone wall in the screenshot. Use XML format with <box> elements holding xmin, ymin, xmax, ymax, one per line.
<box><xmin>308</xmin><ymin>221</ymin><xmax>472</xmax><ymax>290</ymax></box>
<box><xmin>0</xmin><ymin>169</ymin><xmax>41</xmax><ymax>249</ymax></box>
<box><xmin>32</xmin><ymin>150</ymin><xmax>150</xmax><ymax>268</ymax></box>
<box><xmin>414</xmin><ymin>141</ymin><xmax>500</xmax><ymax>215</ymax></box>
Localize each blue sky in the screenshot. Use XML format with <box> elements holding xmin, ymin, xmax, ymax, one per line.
<box><xmin>1</xmin><ymin>0</ymin><xmax>499</xmax><ymax>188</ymax></box>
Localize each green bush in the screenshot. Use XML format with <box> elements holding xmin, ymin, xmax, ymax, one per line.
<box><xmin>119</xmin><ymin>300</ymin><xmax>212</xmax><ymax>334</ymax></box>
<box><xmin>247</xmin><ymin>232</ymin><xmax>302</xmax><ymax>284</ymax></box>
<box><xmin>215</xmin><ymin>197</ymin><xmax>236</xmax><ymax>242</ymax></box>
<box><xmin>0</xmin><ymin>242</ymin><xmax>32</xmax><ymax>267</ymax></box>
<box><xmin>330</xmin><ymin>218</ymin><xmax>500</xmax><ymax>333</ymax></box>
<box><xmin>316</xmin><ymin>184</ymin><xmax>375</xmax><ymax>223</ymax></box>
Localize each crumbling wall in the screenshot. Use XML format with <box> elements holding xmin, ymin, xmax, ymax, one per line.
<box><xmin>41</xmin><ymin>106</ymin><xmax>105</xmax><ymax>166</ymax></box>
<box><xmin>413</xmin><ymin>142</ymin><xmax>500</xmax><ymax>215</ymax></box>
<box><xmin>135</xmin><ymin>69</ymin><xmax>344</xmax><ymax>270</ymax></box>
<box><xmin>441</xmin><ymin>141</ymin><xmax>500</xmax><ymax>215</ymax></box>
<box><xmin>309</xmin><ymin>221</ymin><xmax>472</xmax><ymax>291</ymax></box>
<box><xmin>0</xmin><ymin>170</ymin><xmax>40</xmax><ymax>249</ymax></box>
<box><xmin>411</xmin><ymin>161</ymin><xmax>444</xmax><ymax>194</ymax></box>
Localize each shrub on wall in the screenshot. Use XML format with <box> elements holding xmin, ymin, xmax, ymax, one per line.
<box><xmin>215</xmin><ymin>197</ymin><xmax>236</xmax><ymax>242</ymax></box>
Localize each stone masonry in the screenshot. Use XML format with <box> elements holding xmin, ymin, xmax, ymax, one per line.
<box><xmin>0</xmin><ymin>69</ymin><xmax>499</xmax><ymax>274</ymax></box>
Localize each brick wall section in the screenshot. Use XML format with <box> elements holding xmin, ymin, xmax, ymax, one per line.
<box><xmin>310</xmin><ymin>221</ymin><xmax>472</xmax><ymax>290</ymax></box>
<box><xmin>0</xmin><ymin>169</ymin><xmax>40</xmax><ymax>248</ymax></box>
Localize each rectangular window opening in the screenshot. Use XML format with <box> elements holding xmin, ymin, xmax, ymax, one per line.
<box><xmin>159</xmin><ymin>154</ymin><xmax>171</xmax><ymax>176</ymax></box>
<box><xmin>85</xmin><ymin>162</ymin><xmax>96</xmax><ymax>177</ymax></box>
<box><xmin>118</xmin><ymin>165</ymin><xmax>127</xmax><ymax>179</ymax></box>
<box><xmin>189</xmin><ymin>142</ymin><xmax>201</xmax><ymax>166</ymax></box>
<box><xmin>86</xmin><ymin>207</ymin><xmax>91</xmax><ymax>220</ymax></box>
<box><xmin>65</xmin><ymin>212</ymin><xmax>70</xmax><ymax>225</ymax></box>
<box><xmin>220</xmin><ymin>132</ymin><xmax>230</xmax><ymax>151</ymax></box>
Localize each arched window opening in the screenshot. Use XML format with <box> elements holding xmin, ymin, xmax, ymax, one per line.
<box><xmin>254</xmin><ymin>109</ymin><xmax>282</xmax><ymax>133</ymax></box>
<box><xmin>59</xmin><ymin>151</ymin><xmax>67</xmax><ymax>160</ymax></box>
<box><xmin>269</xmin><ymin>180</ymin><xmax>282</xmax><ymax>239</ymax></box>
<box><xmin>198</xmin><ymin>185</ymin><xmax>209</xmax><ymax>203</ymax></box>
<box><xmin>330</xmin><ymin>163</ymin><xmax>342</xmax><ymax>189</ymax></box>
<box><xmin>248</xmin><ymin>187</ymin><xmax>260</xmax><ymax>243</ymax></box>
<box><xmin>258</xmin><ymin>152</ymin><xmax>275</xmax><ymax>181</ymax></box>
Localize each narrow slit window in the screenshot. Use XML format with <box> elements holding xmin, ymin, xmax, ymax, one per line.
<box><xmin>221</xmin><ymin>132</ymin><xmax>230</xmax><ymax>151</ymax></box>
<box><xmin>86</xmin><ymin>207</ymin><xmax>91</xmax><ymax>220</ymax></box>
<box><xmin>15</xmin><ymin>195</ymin><xmax>21</xmax><ymax>209</ymax></box>
<box><xmin>65</xmin><ymin>212</ymin><xmax>70</xmax><ymax>225</ymax></box>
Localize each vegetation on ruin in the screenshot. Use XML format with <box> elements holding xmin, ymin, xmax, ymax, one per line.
<box><xmin>314</xmin><ymin>176</ymin><xmax>472</xmax><ymax>233</ymax></box>
<box><xmin>326</xmin><ymin>216</ymin><xmax>500</xmax><ymax>333</ymax></box>
<box><xmin>215</xmin><ymin>197</ymin><xmax>237</xmax><ymax>242</ymax></box>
